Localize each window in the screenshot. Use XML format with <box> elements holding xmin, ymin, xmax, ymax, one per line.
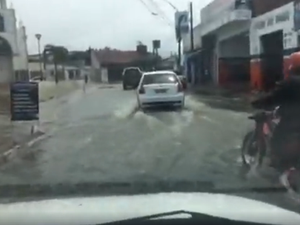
<box><xmin>275</xmin><ymin>11</ymin><xmax>289</xmax><ymax>23</ymax></box>
<box><xmin>142</xmin><ymin>74</ymin><xmax>178</xmax><ymax>85</ymax></box>
<box><xmin>0</xmin><ymin>15</ymin><xmax>5</xmax><ymax>32</ymax></box>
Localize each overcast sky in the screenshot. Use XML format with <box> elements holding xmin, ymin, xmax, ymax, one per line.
<box><xmin>11</xmin><ymin>0</ymin><xmax>211</xmax><ymax>56</ymax></box>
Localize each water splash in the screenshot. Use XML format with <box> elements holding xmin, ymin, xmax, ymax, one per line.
<box><xmin>114</xmin><ymin>100</ymin><xmax>138</xmax><ymax>119</ymax></box>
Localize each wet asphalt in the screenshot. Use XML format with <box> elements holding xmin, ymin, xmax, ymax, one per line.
<box><xmin>0</xmin><ymin>84</ymin><xmax>299</xmax><ymax>213</ymax></box>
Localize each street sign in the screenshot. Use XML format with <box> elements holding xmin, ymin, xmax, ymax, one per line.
<box><xmin>175</xmin><ymin>11</ymin><xmax>189</xmax><ymax>40</ymax></box>
<box><xmin>10</xmin><ymin>82</ymin><xmax>39</xmax><ymax>121</ymax></box>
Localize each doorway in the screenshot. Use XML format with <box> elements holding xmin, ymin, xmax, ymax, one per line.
<box><xmin>260</xmin><ymin>30</ymin><xmax>283</xmax><ymax>91</ymax></box>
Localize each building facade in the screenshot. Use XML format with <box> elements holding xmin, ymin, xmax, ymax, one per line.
<box><xmin>182</xmin><ymin>0</ymin><xmax>300</xmax><ymax>90</ymax></box>
<box><xmin>0</xmin><ymin>0</ymin><xmax>29</xmax><ymax>83</ymax></box>
<box><xmin>182</xmin><ymin>0</ymin><xmax>252</xmax><ymax>86</ymax></box>
<box><xmin>250</xmin><ymin>2</ymin><xmax>298</xmax><ymax>90</ymax></box>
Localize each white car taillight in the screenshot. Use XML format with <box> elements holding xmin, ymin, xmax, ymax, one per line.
<box><xmin>177</xmin><ymin>83</ymin><xmax>183</xmax><ymax>92</ymax></box>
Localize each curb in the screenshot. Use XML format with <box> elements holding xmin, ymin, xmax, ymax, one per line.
<box><xmin>0</xmin><ymin>127</ymin><xmax>48</xmax><ymax>165</ymax></box>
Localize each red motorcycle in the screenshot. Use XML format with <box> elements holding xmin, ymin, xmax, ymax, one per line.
<box><xmin>241</xmin><ymin>106</ymin><xmax>300</xmax><ymax>191</ymax></box>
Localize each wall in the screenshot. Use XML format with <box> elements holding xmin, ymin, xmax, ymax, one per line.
<box><xmin>219</xmin><ymin>34</ymin><xmax>249</xmax><ymax>58</ymax></box>
<box><xmin>13</xmin><ymin>25</ymin><xmax>28</xmax><ymax>70</ymax></box>
<box><xmin>218</xmin><ymin>34</ymin><xmax>250</xmax><ymax>84</ymax></box>
<box><xmin>206</xmin><ymin>20</ymin><xmax>249</xmax><ymax>85</ymax></box>
<box><xmin>90</xmin><ymin>50</ymin><xmax>101</xmax><ymax>82</ymax></box>
<box><xmin>28</xmin><ymin>62</ymin><xmax>42</xmax><ymax>71</ymax></box>
<box><xmin>0</xmin><ymin>7</ymin><xmax>18</xmax><ymax>82</ymax></box>
<box><xmin>250</xmin><ymin>2</ymin><xmax>296</xmax><ymax>90</ymax></box>
<box><xmin>217</xmin><ymin>21</ymin><xmax>250</xmax><ymax>42</ymax></box>
<box><xmin>0</xmin><ymin>8</ymin><xmax>17</xmax><ymax>54</ymax></box>
<box><xmin>182</xmin><ymin>24</ymin><xmax>202</xmax><ymax>52</ymax></box>
<box><xmin>252</xmin><ymin>0</ymin><xmax>295</xmax><ymax>17</ymax></box>
<box><xmin>201</xmin><ymin>0</ymin><xmax>236</xmax><ymax>24</ymax></box>
<box><xmin>182</xmin><ymin>33</ymin><xmax>190</xmax><ymax>53</ymax></box>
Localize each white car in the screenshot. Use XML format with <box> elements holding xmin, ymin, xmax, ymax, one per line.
<box><xmin>137</xmin><ymin>71</ymin><xmax>185</xmax><ymax>110</ymax></box>
<box><xmin>1</xmin><ymin>193</ymin><xmax>300</xmax><ymax>224</ymax></box>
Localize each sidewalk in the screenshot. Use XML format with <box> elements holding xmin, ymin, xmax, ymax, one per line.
<box><xmin>187</xmin><ymin>83</ymin><xmax>261</xmax><ymax>112</ymax></box>
<box><xmin>0</xmin><ymin>80</ymin><xmax>83</xmax><ymax>159</ymax></box>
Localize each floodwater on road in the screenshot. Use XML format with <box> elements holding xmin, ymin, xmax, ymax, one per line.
<box><xmin>0</xmin><ymin>86</ymin><xmax>298</xmax><ymax>213</ymax></box>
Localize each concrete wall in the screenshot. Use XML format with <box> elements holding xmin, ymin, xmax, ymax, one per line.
<box><xmin>13</xmin><ymin>25</ymin><xmax>28</xmax><ymax>71</ymax></box>
<box><xmin>219</xmin><ymin>34</ymin><xmax>249</xmax><ymax>58</ymax></box>
<box><xmin>0</xmin><ymin>3</ymin><xmax>29</xmax><ymax>82</ymax></box>
<box><xmin>90</xmin><ymin>50</ymin><xmax>101</xmax><ymax>82</ymax></box>
<box><xmin>29</xmin><ymin>62</ymin><xmax>42</xmax><ymax>71</ymax></box>
<box><xmin>217</xmin><ymin>21</ymin><xmax>250</xmax><ymax>42</ymax></box>
<box><xmin>0</xmin><ymin>8</ymin><xmax>17</xmax><ymax>54</ymax></box>
<box><xmin>182</xmin><ymin>24</ymin><xmax>202</xmax><ymax>52</ymax></box>
<box><xmin>250</xmin><ymin>2</ymin><xmax>295</xmax><ymax>56</ymax></box>
<box><xmin>249</xmin><ymin>2</ymin><xmax>296</xmax><ymax>90</ymax></box>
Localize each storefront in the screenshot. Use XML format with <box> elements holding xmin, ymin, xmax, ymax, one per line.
<box><xmin>250</xmin><ymin>2</ymin><xmax>298</xmax><ymax>91</ymax></box>
<box><xmin>199</xmin><ymin>0</ymin><xmax>252</xmax><ymax>86</ymax></box>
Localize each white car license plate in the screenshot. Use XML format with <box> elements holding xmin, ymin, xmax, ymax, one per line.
<box><xmin>155</xmin><ymin>89</ymin><xmax>167</xmax><ymax>93</ymax></box>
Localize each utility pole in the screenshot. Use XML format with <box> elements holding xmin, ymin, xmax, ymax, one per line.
<box><xmin>177</xmin><ymin>38</ymin><xmax>181</xmax><ymax>70</ymax></box>
<box><xmin>35</xmin><ymin>34</ymin><xmax>43</xmax><ymax>80</ymax></box>
<box><xmin>189</xmin><ymin>2</ymin><xmax>194</xmax><ymax>51</ymax></box>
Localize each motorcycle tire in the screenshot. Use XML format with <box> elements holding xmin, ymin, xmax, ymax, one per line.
<box><xmin>241</xmin><ymin>130</ymin><xmax>260</xmax><ymax>167</ymax></box>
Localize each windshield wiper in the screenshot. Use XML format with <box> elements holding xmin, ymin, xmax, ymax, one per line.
<box><xmin>98</xmin><ymin>210</ymin><xmax>270</xmax><ymax>225</ymax></box>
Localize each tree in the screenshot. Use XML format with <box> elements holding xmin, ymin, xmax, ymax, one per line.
<box><xmin>43</xmin><ymin>44</ymin><xmax>69</xmax><ymax>84</ymax></box>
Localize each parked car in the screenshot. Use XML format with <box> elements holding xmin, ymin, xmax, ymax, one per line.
<box><xmin>122</xmin><ymin>67</ymin><xmax>142</xmax><ymax>90</ymax></box>
<box><xmin>136</xmin><ymin>71</ymin><xmax>185</xmax><ymax>111</ymax></box>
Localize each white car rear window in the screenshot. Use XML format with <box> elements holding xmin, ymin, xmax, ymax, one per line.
<box><xmin>142</xmin><ymin>74</ymin><xmax>177</xmax><ymax>85</ymax></box>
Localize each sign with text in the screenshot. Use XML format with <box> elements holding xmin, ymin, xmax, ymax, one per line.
<box><xmin>10</xmin><ymin>82</ymin><xmax>39</xmax><ymax>121</ymax></box>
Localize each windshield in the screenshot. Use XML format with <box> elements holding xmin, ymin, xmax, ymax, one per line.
<box><xmin>1</xmin><ymin>0</ymin><xmax>300</xmax><ymax>221</ymax></box>
<box><xmin>142</xmin><ymin>74</ymin><xmax>177</xmax><ymax>85</ymax></box>
<box><xmin>124</xmin><ymin>69</ymin><xmax>140</xmax><ymax>78</ymax></box>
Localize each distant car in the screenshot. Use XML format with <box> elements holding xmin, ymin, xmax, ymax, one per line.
<box><xmin>137</xmin><ymin>71</ymin><xmax>185</xmax><ymax>110</ymax></box>
<box><xmin>122</xmin><ymin>67</ymin><xmax>142</xmax><ymax>90</ymax></box>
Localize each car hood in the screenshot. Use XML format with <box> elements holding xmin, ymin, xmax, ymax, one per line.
<box><xmin>0</xmin><ymin>192</ymin><xmax>299</xmax><ymax>225</ymax></box>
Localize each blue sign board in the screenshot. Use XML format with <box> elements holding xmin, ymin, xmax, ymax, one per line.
<box><xmin>10</xmin><ymin>82</ymin><xmax>39</xmax><ymax>121</ymax></box>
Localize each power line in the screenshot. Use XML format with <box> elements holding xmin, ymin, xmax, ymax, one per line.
<box><xmin>138</xmin><ymin>0</ymin><xmax>157</xmax><ymax>16</ymax></box>
<box><xmin>138</xmin><ymin>0</ymin><xmax>172</xmax><ymax>27</ymax></box>
<box><xmin>161</xmin><ymin>0</ymin><xmax>178</xmax><ymax>11</ymax></box>
<box><xmin>146</xmin><ymin>0</ymin><xmax>173</xmax><ymax>26</ymax></box>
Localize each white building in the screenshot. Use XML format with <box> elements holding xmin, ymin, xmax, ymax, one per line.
<box><xmin>250</xmin><ymin>2</ymin><xmax>296</xmax><ymax>90</ymax></box>
<box><xmin>0</xmin><ymin>0</ymin><xmax>29</xmax><ymax>83</ymax></box>
<box><xmin>182</xmin><ymin>0</ymin><xmax>252</xmax><ymax>86</ymax></box>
